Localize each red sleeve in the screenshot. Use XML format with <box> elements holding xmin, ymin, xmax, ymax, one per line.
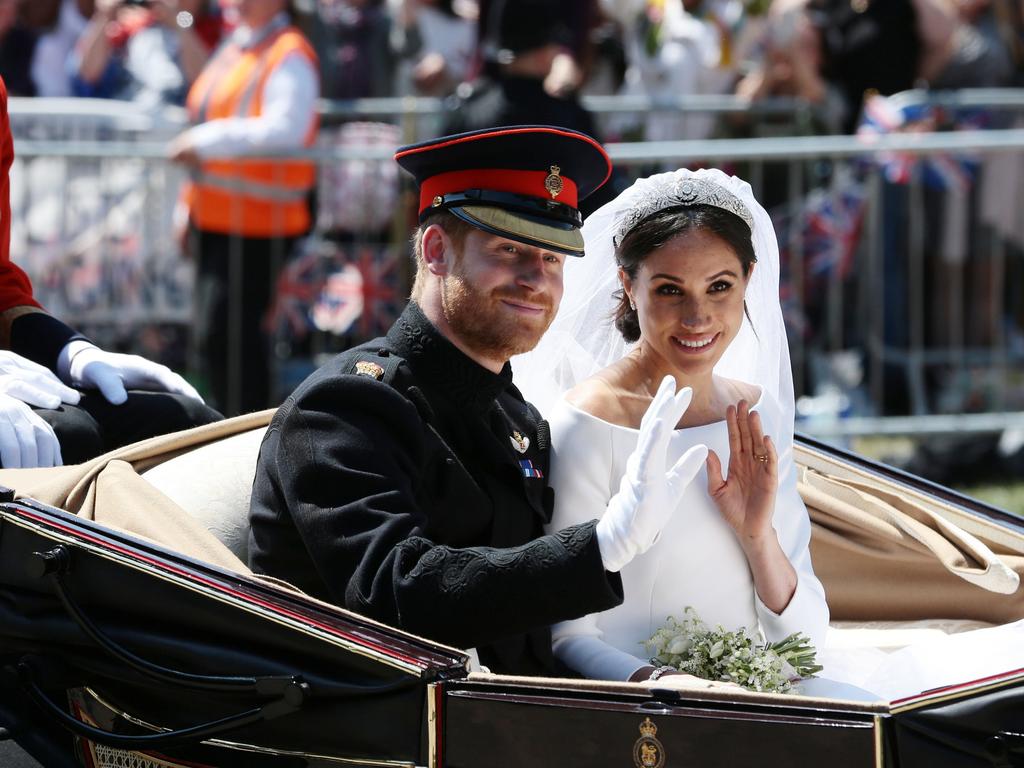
<box><xmin>0</xmin><ymin>76</ymin><xmax>41</xmax><ymax>314</ymax></box>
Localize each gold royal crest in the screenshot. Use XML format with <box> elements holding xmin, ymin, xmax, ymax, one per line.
<box><xmin>544</xmin><ymin>165</ymin><xmax>564</xmax><ymax>199</ymax></box>
<box><xmin>633</xmin><ymin>717</ymin><xmax>666</xmax><ymax>768</ymax></box>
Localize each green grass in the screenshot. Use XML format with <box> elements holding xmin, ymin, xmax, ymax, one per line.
<box><xmin>951</xmin><ymin>484</ymin><xmax>1024</xmax><ymax>517</ymax></box>
<box><xmin>850</xmin><ymin>437</ymin><xmax>1024</xmax><ymax>518</ymax></box>
<box><xmin>849</xmin><ymin>436</ymin><xmax>916</xmax><ymax>464</ymax></box>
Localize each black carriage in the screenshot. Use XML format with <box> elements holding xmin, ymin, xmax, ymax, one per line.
<box><xmin>0</xmin><ymin>421</ymin><xmax>1021</xmax><ymax>767</ymax></box>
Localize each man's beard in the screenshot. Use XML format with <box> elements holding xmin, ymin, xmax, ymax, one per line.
<box><xmin>441</xmin><ymin>271</ymin><xmax>555</xmax><ymax>362</ymax></box>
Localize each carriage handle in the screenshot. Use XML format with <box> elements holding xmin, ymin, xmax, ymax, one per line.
<box><xmin>25</xmin><ymin>545</ymin><xmax>420</xmax><ymax>697</ymax></box>
<box><xmin>17</xmin><ymin>657</ymin><xmax>305</xmax><ymax>750</ymax></box>
<box><xmin>13</xmin><ymin>543</ymin><xmax>425</xmax><ymax>751</ymax></box>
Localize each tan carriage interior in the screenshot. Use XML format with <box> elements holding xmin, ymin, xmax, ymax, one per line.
<box><xmin>1</xmin><ymin>411</ymin><xmax>1022</xmax><ymax>706</ymax></box>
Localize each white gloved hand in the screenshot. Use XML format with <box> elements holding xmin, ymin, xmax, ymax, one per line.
<box><xmin>0</xmin><ymin>351</ymin><xmax>82</xmax><ymax>467</ymax></box>
<box><xmin>64</xmin><ymin>342</ymin><xmax>204</xmax><ymax>406</ymax></box>
<box><xmin>596</xmin><ymin>376</ymin><xmax>709</xmax><ymax>572</ymax></box>
<box><xmin>0</xmin><ymin>350</ymin><xmax>82</xmax><ymax>409</ymax></box>
<box><xmin>647</xmin><ymin>672</ymin><xmax>744</xmax><ymax>691</ymax></box>
<box><xmin>0</xmin><ymin>392</ymin><xmax>63</xmax><ymax>468</ymax></box>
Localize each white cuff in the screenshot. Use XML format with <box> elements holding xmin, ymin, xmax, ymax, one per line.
<box><xmin>57</xmin><ymin>340</ymin><xmax>99</xmax><ymax>383</ymax></box>
<box><xmin>595</xmin><ymin>515</ymin><xmax>634</xmax><ymax>573</ymax></box>
<box><xmin>754</xmin><ymin>574</ymin><xmax>812</xmax><ymax>645</ymax></box>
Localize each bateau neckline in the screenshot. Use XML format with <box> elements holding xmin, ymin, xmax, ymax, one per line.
<box><xmin>559</xmin><ymin>385</ymin><xmax>765</xmax><ymax>434</ymax></box>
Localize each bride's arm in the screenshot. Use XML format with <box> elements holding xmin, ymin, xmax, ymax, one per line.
<box><xmin>551</xmin><ymin>616</ymin><xmax>652</xmax><ymax>682</ymax></box>
<box><xmin>707</xmin><ymin>396</ymin><xmax>829</xmax><ymax>648</ymax></box>
<box><xmin>750</xmin><ymin>400</ymin><xmax>829</xmax><ymax>648</ymax></box>
<box><xmin>546</xmin><ymin>401</ymin><xmax>651</xmax><ymax>681</ymax></box>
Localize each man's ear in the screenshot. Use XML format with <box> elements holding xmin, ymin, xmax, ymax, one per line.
<box><xmin>421</xmin><ymin>224</ymin><xmax>454</xmax><ymax>276</ymax></box>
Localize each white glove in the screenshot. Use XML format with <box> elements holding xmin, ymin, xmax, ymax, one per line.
<box><xmin>63</xmin><ymin>341</ymin><xmax>204</xmax><ymax>406</ymax></box>
<box><xmin>646</xmin><ymin>672</ymin><xmax>743</xmax><ymax>691</ymax></box>
<box><xmin>0</xmin><ymin>351</ymin><xmax>82</xmax><ymax>467</ymax></box>
<box><xmin>0</xmin><ymin>350</ymin><xmax>82</xmax><ymax>409</ymax></box>
<box><xmin>596</xmin><ymin>376</ymin><xmax>708</xmax><ymax>572</ymax></box>
<box><xmin>0</xmin><ymin>392</ymin><xmax>63</xmax><ymax>468</ymax></box>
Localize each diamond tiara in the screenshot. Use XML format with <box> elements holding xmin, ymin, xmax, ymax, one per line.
<box><xmin>613</xmin><ymin>175</ymin><xmax>755</xmax><ymax>247</ymax></box>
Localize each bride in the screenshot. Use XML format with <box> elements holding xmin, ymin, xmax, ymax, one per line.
<box><xmin>514</xmin><ymin>168</ymin><xmax>830</xmax><ymax>686</ymax></box>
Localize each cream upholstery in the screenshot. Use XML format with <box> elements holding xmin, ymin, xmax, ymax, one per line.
<box><xmin>140</xmin><ymin>426</ymin><xmax>268</xmax><ymax>562</ymax></box>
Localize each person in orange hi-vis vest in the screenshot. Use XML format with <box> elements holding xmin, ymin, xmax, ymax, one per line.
<box><xmin>168</xmin><ymin>0</ymin><xmax>319</xmax><ymax>416</ymax></box>
<box><xmin>0</xmin><ymin>75</ymin><xmax>221</xmax><ymax>469</ymax></box>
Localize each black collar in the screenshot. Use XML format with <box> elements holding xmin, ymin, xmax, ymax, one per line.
<box><xmin>387</xmin><ymin>302</ymin><xmax>513</xmax><ymax>415</ymax></box>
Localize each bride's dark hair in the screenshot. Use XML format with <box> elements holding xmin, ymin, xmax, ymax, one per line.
<box><xmin>612</xmin><ymin>204</ymin><xmax>756</xmax><ymax>343</ymax></box>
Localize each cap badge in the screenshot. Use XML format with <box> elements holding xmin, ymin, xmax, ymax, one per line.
<box><xmin>355</xmin><ymin>360</ymin><xmax>385</xmax><ymax>380</ymax></box>
<box><xmin>544</xmin><ymin>165</ymin><xmax>564</xmax><ymax>199</ymax></box>
<box><xmin>431</xmin><ymin>195</ymin><xmax>444</xmax><ymax>208</ymax></box>
<box><xmin>510</xmin><ymin>431</ymin><xmax>530</xmax><ymax>453</ymax></box>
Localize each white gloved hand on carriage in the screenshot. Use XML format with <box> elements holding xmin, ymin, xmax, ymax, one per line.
<box><xmin>0</xmin><ymin>351</ymin><xmax>80</xmax><ymax>467</ymax></box>
<box><xmin>62</xmin><ymin>340</ymin><xmax>204</xmax><ymax>406</ymax></box>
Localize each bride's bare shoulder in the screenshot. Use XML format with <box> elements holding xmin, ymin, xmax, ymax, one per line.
<box><xmin>564</xmin><ymin>371</ymin><xmax>634</xmax><ymax>425</ymax></box>
<box><xmin>715</xmin><ymin>376</ymin><xmax>763</xmax><ymax>407</ymax></box>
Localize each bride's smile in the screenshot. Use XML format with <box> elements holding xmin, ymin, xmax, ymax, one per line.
<box><xmin>671</xmin><ymin>332</ymin><xmax>718</xmax><ymax>351</ymax></box>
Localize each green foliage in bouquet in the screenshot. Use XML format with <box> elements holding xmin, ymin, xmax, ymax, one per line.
<box><xmin>644</xmin><ymin>607</ymin><xmax>823</xmax><ymax>694</ymax></box>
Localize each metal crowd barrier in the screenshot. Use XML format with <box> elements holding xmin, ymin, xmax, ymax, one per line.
<box><xmin>7</xmin><ymin>94</ymin><xmax>1024</xmax><ymax>438</ymax></box>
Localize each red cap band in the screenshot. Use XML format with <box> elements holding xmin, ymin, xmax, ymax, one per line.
<box><xmin>419</xmin><ymin>168</ymin><xmax>579</xmax><ymax>213</ymax></box>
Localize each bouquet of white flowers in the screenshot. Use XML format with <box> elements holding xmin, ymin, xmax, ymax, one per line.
<box><xmin>644</xmin><ymin>607</ymin><xmax>822</xmax><ymax>694</ymax></box>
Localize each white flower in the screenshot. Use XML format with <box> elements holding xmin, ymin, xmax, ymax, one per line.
<box><xmin>667</xmin><ymin>636</ymin><xmax>691</xmax><ymax>655</ymax></box>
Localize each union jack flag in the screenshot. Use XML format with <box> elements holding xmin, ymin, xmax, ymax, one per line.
<box><xmin>343</xmin><ymin>244</ymin><xmax>402</xmax><ymax>338</ymax></box>
<box><xmin>772</xmin><ymin>166</ymin><xmax>867</xmax><ymax>341</ymax></box>
<box><xmin>856</xmin><ymin>92</ymin><xmax>984</xmax><ymax>191</ymax></box>
<box><xmin>264</xmin><ymin>239</ymin><xmax>338</xmax><ymax>340</ymax></box>
<box><xmin>266</xmin><ymin>239</ymin><xmax>404</xmax><ymax>343</ymax></box>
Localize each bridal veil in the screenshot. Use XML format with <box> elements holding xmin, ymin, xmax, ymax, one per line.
<box><xmin>512</xmin><ymin>167</ymin><xmax>795</xmax><ymax>445</ymax></box>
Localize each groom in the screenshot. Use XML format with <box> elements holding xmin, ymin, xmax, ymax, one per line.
<box><xmin>248</xmin><ymin>126</ymin><xmax>700</xmax><ymax>675</ymax></box>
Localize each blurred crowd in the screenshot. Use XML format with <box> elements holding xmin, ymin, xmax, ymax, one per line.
<box><xmin>2</xmin><ymin>0</ymin><xmax>1023</xmax><ymax>136</ymax></box>
<box><xmin>5</xmin><ymin>0</ymin><xmax>1024</xmax><ymax>436</ymax></box>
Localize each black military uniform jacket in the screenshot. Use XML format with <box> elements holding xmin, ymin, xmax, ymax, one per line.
<box><xmin>249</xmin><ymin>302</ymin><xmax>622</xmax><ymax>675</ymax></box>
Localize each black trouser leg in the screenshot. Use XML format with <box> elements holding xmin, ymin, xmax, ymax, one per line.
<box><xmin>32</xmin><ymin>392</ymin><xmax>222</xmax><ymax>466</ymax></box>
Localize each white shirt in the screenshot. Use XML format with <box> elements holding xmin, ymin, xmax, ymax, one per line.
<box><xmin>399</xmin><ymin>5</ymin><xmax>475</xmax><ymax>94</ymax></box>
<box><xmin>184</xmin><ymin>13</ymin><xmax>319</xmax><ymax>158</ymax></box>
<box><xmin>545</xmin><ymin>387</ymin><xmax>829</xmax><ymax>681</ymax></box>
<box><xmin>32</xmin><ymin>0</ymin><xmax>89</xmax><ymax>98</ymax></box>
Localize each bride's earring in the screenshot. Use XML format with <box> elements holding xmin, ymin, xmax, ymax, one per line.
<box><xmin>628</xmin><ymin>297</ymin><xmax>636</xmax><ymax>311</ymax></box>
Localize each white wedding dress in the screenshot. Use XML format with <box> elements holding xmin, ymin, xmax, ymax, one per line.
<box><xmin>517</xmin><ymin>168</ymin><xmax>1021</xmax><ymax>702</ymax></box>
<box><xmin>545</xmin><ymin>385</ymin><xmax>830</xmax><ymax>682</ymax></box>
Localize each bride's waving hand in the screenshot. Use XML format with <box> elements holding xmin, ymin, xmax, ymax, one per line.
<box><xmin>707</xmin><ymin>400</ymin><xmax>778</xmax><ymax>543</ymax></box>
<box><xmin>707</xmin><ymin>400</ymin><xmax>798</xmax><ymax>615</ymax></box>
